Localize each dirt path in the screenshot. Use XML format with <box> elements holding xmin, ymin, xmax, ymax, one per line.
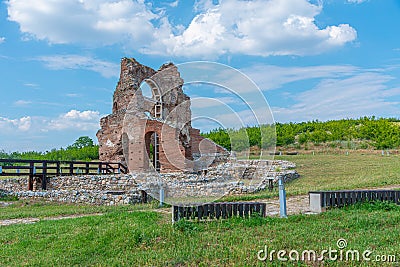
<box><xmin>0</xmin><ymin>212</ymin><xmax>106</xmax><ymax>226</ymax></box>
<box><xmin>262</xmin><ymin>195</ymin><xmax>311</xmax><ymax>216</ymax></box>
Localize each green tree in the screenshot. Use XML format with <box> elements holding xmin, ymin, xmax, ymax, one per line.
<box><xmin>68</xmin><ymin>136</ymin><xmax>95</xmax><ymax>149</ymax></box>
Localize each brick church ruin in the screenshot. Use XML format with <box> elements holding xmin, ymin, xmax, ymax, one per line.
<box><xmin>97</xmin><ymin>58</ymin><xmax>228</xmax><ymax>173</ymax></box>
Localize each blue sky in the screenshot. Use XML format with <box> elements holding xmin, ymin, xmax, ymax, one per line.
<box><xmin>0</xmin><ymin>0</ymin><xmax>399</xmax><ymax>152</ymax></box>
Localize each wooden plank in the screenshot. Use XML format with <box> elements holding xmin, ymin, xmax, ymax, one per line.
<box><xmin>197</xmin><ymin>205</ymin><xmax>203</xmax><ymax>220</ymax></box>
<box><xmin>254</xmin><ymin>203</ymin><xmax>261</xmax><ymax>214</ymax></box>
<box><xmin>362</xmin><ymin>191</ymin><xmax>367</xmax><ymax>202</ymax></box>
<box><xmin>201</xmin><ymin>204</ymin><xmax>208</xmax><ymax>219</ymax></box>
<box><xmin>250</xmin><ymin>203</ymin><xmax>257</xmax><ymax>215</ymax></box>
<box><xmin>187</xmin><ymin>207</ymin><xmax>192</xmax><ymax>220</ymax></box>
<box><xmin>244</xmin><ymin>203</ymin><xmax>250</xmax><ymax>217</ymax></box>
<box><xmin>190</xmin><ymin>206</ymin><xmax>195</xmax><ymax>221</ymax></box>
<box><xmin>41</xmin><ymin>162</ymin><xmax>47</xmax><ymax>190</ymax></box>
<box><xmin>56</xmin><ymin>162</ymin><xmax>60</xmax><ymax>176</ymax></box>
<box><xmin>359</xmin><ymin>191</ymin><xmax>365</xmax><ymax>204</ymax></box>
<box><xmin>345</xmin><ymin>191</ymin><xmax>350</xmax><ymax>206</ymax></box>
<box><xmin>330</xmin><ymin>192</ymin><xmax>335</xmax><ymax>207</ymax></box>
<box><xmin>28</xmin><ymin>162</ymin><xmax>34</xmax><ymax>190</ymax></box>
<box><xmin>209</xmin><ymin>204</ymin><xmax>214</xmax><ymax>219</ymax></box>
<box><xmin>261</xmin><ymin>203</ymin><xmax>267</xmax><ymax>217</ymax></box>
<box><xmin>340</xmin><ymin>192</ymin><xmax>345</xmax><ymax>207</ymax></box>
<box><xmin>173</xmin><ymin>206</ymin><xmax>178</xmax><ymax>223</ymax></box>
<box><xmin>191</xmin><ymin>206</ymin><xmax>197</xmax><ymax>220</ymax></box>
<box><xmin>353</xmin><ymin>191</ymin><xmax>358</xmax><ymax>204</ymax></box>
<box><xmin>178</xmin><ymin>206</ymin><xmax>184</xmax><ymax>221</ymax></box>
<box><xmin>215</xmin><ymin>204</ymin><xmax>221</xmax><ymax>219</ymax></box>
<box><xmin>232</xmin><ymin>203</ymin><xmax>238</xmax><ymax>217</ymax></box>
<box><xmin>226</xmin><ymin>203</ymin><xmax>232</xmax><ymax>218</ymax></box>
<box><xmin>69</xmin><ymin>163</ymin><xmax>74</xmax><ymax>176</ymax></box>
<box><xmin>1</xmin><ymin>166</ymin><xmax>32</xmax><ymax>170</ymax></box>
<box><xmin>238</xmin><ymin>203</ymin><xmax>244</xmax><ymax>217</ymax></box>
<box><xmin>321</xmin><ymin>192</ymin><xmax>326</xmax><ymax>208</ymax></box>
<box><xmin>221</xmin><ymin>204</ymin><xmax>227</xmax><ymax>219</ymax></box>
<box><xmin>368</xmin><ymin>191</ymin><xmax>373</xmax><ymax>202</ymax></box>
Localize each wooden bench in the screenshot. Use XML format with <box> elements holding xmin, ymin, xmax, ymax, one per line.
<box><xmin>309</xmin><ymin>190</ymin><xmax>400</xmax><ymax>213</ymax></box>
<box><xmin>172</xmin><ymin>202</ymin><xmax>266</xmax><ymax>222</ymax></box>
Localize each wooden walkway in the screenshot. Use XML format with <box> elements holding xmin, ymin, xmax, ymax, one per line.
<box><xmin>0</xmin><ymin>159</ymin><xmax>127</xmax><ymax>190</ymax></box>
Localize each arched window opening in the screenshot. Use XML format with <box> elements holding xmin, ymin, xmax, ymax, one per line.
<box><xmin>145</xmin><ymin>131</ymin><xmax>160</xmax><ymax>172</ymax></box>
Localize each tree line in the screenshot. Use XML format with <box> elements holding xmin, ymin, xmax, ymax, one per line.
<box><xmin>0</xmin><ymin>136</ymin><xmax>99</xmax><ymax>161</ymax></box>
<box><xmin>202</xmin><ymin>117</ymin><xmax>400</xmax><ymax>150</ymax></box>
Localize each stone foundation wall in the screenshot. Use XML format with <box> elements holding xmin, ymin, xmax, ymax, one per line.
<box><xmin>134</xmin><ymin>159</ymin><xmax>300</xmax><ymax>200</ymax></box>
<box><xmin>0</xmin><ymin>160</ymin><xmax>300</xmax><ymax>205</ymax></box>
<box><xmin>0</xmin><ymin>174</ymin><xmax>143</xmax><ymax>206</ymax></box>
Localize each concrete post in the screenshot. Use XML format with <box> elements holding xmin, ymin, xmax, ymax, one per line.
<box><xmin>309</xmin><ymin>192</ymin><xmax>323</xmax><ymax>213</ymax></box>
<box><xmin>278</xmin><ymin>177</ymin><xmax>287</xmax><ymax>218</ymax></box>
<box><xmin>159</xmin><ymin>185</ymin><xmax>165</xmax><ymax>207</ymax></box>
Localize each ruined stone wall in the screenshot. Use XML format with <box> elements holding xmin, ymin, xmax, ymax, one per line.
<box><xmin>113</xmin><ymin>58</ymin><xmax>156</xmax><ymax>114</ymax></box>
<box><xmin>123</xmin><ymin>118</ymin><xmax>190</xmax><ymax>173</ymax></box>
<box><xmin>0</xmin><ymin>174</ymin><xmax>142</xmax><ymax>205</ymax></box>
<box><xmin>97</xmin><ymin>57</ymin><xmax>228</xmax><ymax>173</ymax></box>
<box><xmin>0</xmin><ymin>160</ymin><xmax>300</xmax><ymax>205</ymax></box>
<box><xmin>98</xmin><ymin>58</ymin><xmax>157</xmax><ymax>164</ymax></box>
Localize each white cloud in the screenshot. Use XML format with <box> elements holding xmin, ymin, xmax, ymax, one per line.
<box><xmin>151</xmin><ymin>0</ymin><xmax>357</xmax><ymax>58</ymax></box>
<box><xmin>7</xmin><ymin>0</ymin><xmax>357</xmax><ymax>58</ymax></box>
<box><xmin>242</xmin><ymin>64</ymin><xmax>359</xmax><ymax>91</ymax></box>
<box><xmin>47</xmin><ymin>110</ymin><xmax>100</xmax><ymax>131</ymax></box>
<box><xmin>169</xmin><ymin>0</ymin><xmax>179</xmax><ymax>7</ymax></box>
<box><xmin>0</xmin><ymin>111</ymin><xmax>102</xmax><ymax>151</ymax></box>
<box><xmin>193</xmin><ymin>64</ymin><xmax>400</xmax><ymax>126</ymax></box>
<box><xmin>0</xmin><ymin>37</ymin><xmax>5</xmax><ymax>43</ymax></box>
<box><xmin>191</xmin><ymin>96</ymin><xmax>240</xmax><ymax>108</ymax></box>
<box><xmin>271</xmin><ymin>71</ymin><xmax>400</xmax><ymax>122</ymax></box>
<box><xmin>7</xmin><ymin>0</ymin><xmax>158</xmax><ymax>46</ymax></box>
<box><xmin>66</xmin><ymin>93</ymin><xmax>80</xmax><ymax>98</ymax></box>
<box><xmin>23</xmin><ymin>83</ymin><xmax>39</xmax><ymax>87</ymax></box>
<box><xmin>14</xmin><ymin>100</ymin><xmax>32</xmax><ymax>106</ymax></box>
<box><xmin>36</xmin><ymin>55</ymin><xmax>119</xmax><ymax>78</ymax></box>
<box><xmin>0</xmin><ymin>116</ymin><xmax>32</xmax><ymax>132</ymax></box>
<box><xmin>347</xmin><ymin>0</ymin><xmax>367</xmax><ymax>3</ymax></box>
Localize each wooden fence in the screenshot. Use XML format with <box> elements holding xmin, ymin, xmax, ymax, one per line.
<box><xmin>309</xmin><ymin>190</ymin><xmax>400</xmax><ymax>212</ymax></box>
<box><xmin>0</xmin><ymin>159</ymin><xmax>128</xmax><ymax>190</ymax></box>
<box><xmin>172</xmin><ymin>202</ymin><xmax>267</xmax><ymax>222</ymax></box>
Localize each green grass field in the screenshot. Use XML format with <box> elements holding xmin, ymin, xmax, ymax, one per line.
<box><xmin>1</xmin><ymin>203</ymin><xmax>399</xmax><ymax>266</ymax></box>
<box><xmin>281</xmin><ymin>153</ymin><xmax>400</xmax><ymax>194</ymax></box>
<box><xmin>1</xmin><ymin>153</ymin><xmax>400</xmax><ymax>266</ymax></box>
<box><xmin>223</xmin><ymin>153</ymin><xmax>400</xmax><ymax>202</ymax></box>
